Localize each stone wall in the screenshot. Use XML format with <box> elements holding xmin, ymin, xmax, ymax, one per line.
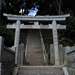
<box><xmin>67</xmin><ymin>68</ymin><xmax>75</xmax><ymax>75</ymax></box>
<box><xmin>50</xmin><ymin>44</ymin><xmax>75</xmax><ymax>68</ymax></box>
<box><xmin>50</xmin><ymin>44</ymin><xmax>64</xmax><ymax>65</ymax></box>
<box><xmin>65</xmin><ymin>46</ymin><xmax>75</xmax><ymax>69</ymax></box>
<box><xmin>9</xmin><ymin>43</ymin><xmax>24</xmax><ymax>65</ymax></box>
<box><xmin>0</xmin><ymin>36</ymin><xmax>15</xmax><ymax>75</ymax></box>
<box><xmin>18</xmin><ymin>43</ymin><xmax>24</xmax><ymax>65</ymax></box>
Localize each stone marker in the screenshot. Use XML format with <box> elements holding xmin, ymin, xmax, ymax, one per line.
<box><xmin>50</xmin><ymin>44</ymin><xmax>64</xmax><ymax>65</ymax></box>
<box><xmin>0</xmin><ymin>63</ymin><xmax>1</xmax><ymax>75</ymax></box>
<box><xmin>18</xmin><ymin>44</ymin><xmax>21</xmax><ymax>64</ymax></box>
<box><xmin>18</xmin><ymin>43</ymin><xmax>24</xmax><ymax>65</ymax></box>
<box><xmin>0</xmin><ymin>36</ymin><xmax>4</xmax><ymax>62</ymax></box>
<box><xmin>59</xmin><ymin>44</ymin><xmax>64</xmax><ymax>65</ymax></box>
<box><xmin>63</xmin><ymin>47</ymin><xmax>67</xmax><ymax>65</ymax></box>
<box><xmin>20</xmin><ymin>43</ymin><xmax>24</xmax><ymax>64</ymax></box>
<box><xmin>50</xmin><ymin>44</ymin><xmax>55</xmax><ymax>64</ymax></box>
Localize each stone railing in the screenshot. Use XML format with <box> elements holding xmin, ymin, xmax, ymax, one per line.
<box><xmin>50</xmin><ymin>44</ymin><xmax>68</xmax><ymax>65</ymax></box>
<box><xmin>39</xmin><ymin>30</ymin><xmax>48</xmax><ymax>64</ymax></box>
<box><xmin>25</xmin><ymin>36</ymin><xmax>28</xmax><ymax>61</ymax></box>
<box><xmin>0</xmin><ymin>36</ymin><xmax>15</xmax><ymax>75</ymax></box>
<box><xmin>50</xmin><ymin>44</ymin><xmax>75</xmax><ymax>68</ymax></box>
<box><xmin>18</xmin><ymin>43</ymin><xmax>24</xmax><ymax>65</ymax></box>
<box><xmin>9</xmin><ymin>43</ymin><xmax>24</xmax><ymax>65</ymax></box>
<box><xmin>67</xmin><ymin>68</ymin><xmax>75</xmax><ymax>75</ymax></box>
<box><xmin>65</xmin><ymin>46</ymin><xmax>75</xmax><ymax>69</ymax></box>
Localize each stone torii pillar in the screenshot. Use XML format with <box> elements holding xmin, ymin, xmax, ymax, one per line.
<box><xmin>52</xmin><ymin>20</ymin><xmax>59</xmax><ymax>65</ymax></box>
<box><xmin>14</xmin><ymin>20</ymin><xmax>21</xmax><ymax>64</ymax></box>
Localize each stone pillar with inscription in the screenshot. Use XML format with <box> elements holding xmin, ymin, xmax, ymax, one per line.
<box><xmin>63</xmin><ymin>47</ymin><xmax>67</xmax><ymax>65</ymax></box>
<box><xmin>50</xmin><ymin>44</ymin><xmax>55</xmax><ymax>64</ymax></box>
<box><xmin>14</xmin><ymin>20</ymin><xmax>21</xmax><ymax>64</ymax></box>
<box><xmin>52</xmin><ymin>20</ymin><xmax>60</xmax><ymax>65</ymax></box>
<box><xmin>59</xmin><ymin>44</ymin><xmax>64</xmax><ymax>65</ymax></box>
<box><xmin>20</xmin><ymin>43</ymin><xmax>24</xmax><ymax>64</ymax></box>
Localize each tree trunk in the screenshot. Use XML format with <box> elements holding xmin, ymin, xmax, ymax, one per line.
<box><xmin>58</xmin><ymin>0</ymin><xmax>61</xmax><ymax>15</ymax></box>
<box><xmin>0</xmin><ymin>0</ymin><xmax>2</xmax><ymax>25</ymax></box>
<box><xmin>56</xmin><ymin>0</ymin><xmax>62</xmax><ymax>15</ymax></box>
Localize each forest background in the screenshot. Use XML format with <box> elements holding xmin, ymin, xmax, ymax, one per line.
<box><xmin>0</xmin><ymin>0</ymin><xmax>75</xmax><ymax>54</ymax></box>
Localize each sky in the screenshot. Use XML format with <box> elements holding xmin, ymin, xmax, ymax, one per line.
<box><xmin>19</xmin><ymin>8</ymin><xmax>38</xmax><ymax>16</ymax></box>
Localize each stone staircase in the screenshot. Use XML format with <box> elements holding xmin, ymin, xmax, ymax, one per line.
<box><xmin>26</xmin><ymin>30</ymin><xmax>44</xmax><ymax>66</ymax></box>
<box><xmin>17</xmin><ymin>66</ymin><xmax>64</xmax><ymax>75</ymax></box>
<box><xmin>16</xmin><ymin>30</ymin><xmax>66</xmax><ymax>75</ymax></box>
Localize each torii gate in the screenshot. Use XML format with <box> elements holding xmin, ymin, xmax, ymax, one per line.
<box><xmin>3</xmin><ymin>13</ymin><xmax>70</xmax><ymax>65</ymax></box>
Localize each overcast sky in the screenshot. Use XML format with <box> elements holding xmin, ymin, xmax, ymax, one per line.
<box><xmin>19</xmin><ymin>8</ymin><xmax>38</xmax><ymax>16</ymax></box>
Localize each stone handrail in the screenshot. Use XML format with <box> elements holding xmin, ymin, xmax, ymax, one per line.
<box><xmin>4</xmin><ymin>46</ymin><xmax>15</xmax><ymax>63</ymax></box>
<box><xmin>62</xmin><ymin>67</ymin><xmax>69</xmax><ymax>75</ymax></box>
<box><xmin>25</xmin><ymin>36</ymin><xmax>28</xmax><ymax>61</ymax></box>
<box><xmin>4</xmin><ymin>46</ymin><xmax>15</xmax><ymax>54</ymax></box>
<box><xmin>39</xmin><ymin>30</ymin><xmax>48</xmax><ymax>64</ymax></box>
<box><xmin>0</xmin><ymin>36</ymin><xmax>15</xmax><ymax>75</ymax></box>
<box><xmin>13</xmin><ymin>67</ymin><xmax>19</xmax><ymax>75</ymax></box>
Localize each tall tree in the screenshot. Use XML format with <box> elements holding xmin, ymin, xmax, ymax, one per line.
<box><xmin>0</xmin><ymin>0</ymin><xmax>2</xmax><ymax>25</ymax></box>
<box><xmin>55</xmin><ymin>0</ymin><xmax>62</xmax><ymax>15</ymax></box>
<box><xmin>62</xmin><ymin>0</ymin><xmax>75</xmax><ymax>16</ymax></box>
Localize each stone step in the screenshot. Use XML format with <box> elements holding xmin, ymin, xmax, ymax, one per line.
<box><xmin>19</xmin><ymin>66</ymin><xmax>62</xmax><ymax>70</ymax></box>
<box><xmin>27</xmin><ymin>50</ymin><xmax>42</xmax><ymax>52</ymax></box>
<box><xmin>28</xmin><ymin>39</ymin><xmax>41</xmax><ymax>41</ymax></box>
<box><xmin>28</xmin><ymin>37</ymin><xmax>40</xmax><ymax>39</ymax></box>
<box><xmin>27</xmin><ymin>51</ymin><xmax>43</xmax><ymax>54</ymax></box>
<box><xmin>17</xmin><ymin>66</ymin><xmax>64</xmax><ymax>75</ymax></box>
<box><xmin>28</xmin><ymin>35</ymin><xmax>40</xmax><ymax>37</ymax></box>
<box><xmin>28</xmin><ymin>36</ymin><xmax>40</xmax><ymax>37</ymax></box>
<box><xmin>26</xmin><ymin>59</ymin><xmax>44</xmax><ymax>64</ymax></box>
<box><xmin>27</xmin><ymin>52</ymin><xmax>43</xmax><ymax>55</ymax></box>
<box><xmin>26</xmin><ymin>56</ymin><xmax>44</xmax><ymax>60</ymax></box>
<box><xmin>28</xmin><ymin>45</ymin><xmax>41</xmax><ymax>47</ymax></box>
<box><xmin>26</xmin><ymin>56</ymin><xmax>44</xmax><ymax>62</ymax></box>
<box><xmin>28</xmin><ymin>44</ymin><xmax>41</xmax><ymax>46</ymax></box>
<box><xmin>28</xmin><ymin>40</ymin><xmax>41</xmax><ymax>42</ymax></box>
<box><xmin>18</xmin><ymin>74</ymin><xmax>54</xmax><ymax>75</ymax></box>
<box><xmin>26</xmin><ymin>54</ymin><xmax>43</xmax><ymax>57</ymax></box>
<box><xmin>25</xmin><ymin>62</ymin><xmax>44</xmax><ymax>66</ymax></box>
<box><xmin>27</xmin><ymin>46</ymin><xmax>42</xmax><ymax>49</ymax></box>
